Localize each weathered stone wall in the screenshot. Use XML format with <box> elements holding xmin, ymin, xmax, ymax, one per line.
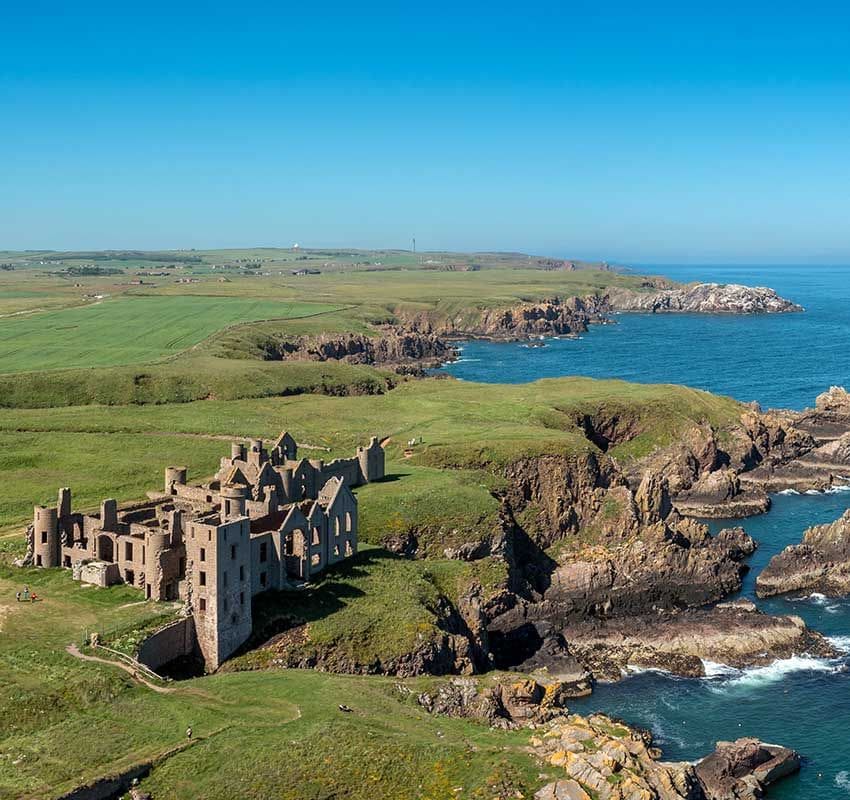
<box><xmin>319</xmin><ymin>456</ymin><xmax>362</xmax><ymax>488</ymax></box>
<box><xmin>137</xmin><ymin>616</ymin><xmax>197</xmax><ymax>671</ymax></box>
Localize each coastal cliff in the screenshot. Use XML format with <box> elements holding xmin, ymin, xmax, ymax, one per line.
<box><xmin>256</xmin><ymin>326</ymin><xmax>455</xmax><ymax>369</ymax></box>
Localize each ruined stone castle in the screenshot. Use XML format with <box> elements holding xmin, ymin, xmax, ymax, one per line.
<box><xmin>26</xmin><ymin>432</ymin><xmax>384</xmax><ymax>670</ymax></box>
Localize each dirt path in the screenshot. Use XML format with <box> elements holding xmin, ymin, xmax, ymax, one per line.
<box><xmin>66</xmin><ymin>643</ymin><xmax>176</xmax><ymax>694</ymax></box>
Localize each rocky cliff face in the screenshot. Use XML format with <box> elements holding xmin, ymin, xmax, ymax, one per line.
<box><xmin>398</xmin><ymin>295</ymin><xmax>611</xmax><ymax>340</ymax></box>
<box><xmin>259</xmin><ymin>326</ymin><xmax>455</xmax><ymax>368</ymax></box>
<box><xmin>606</xmin><ymin>283</ymin><xmax>803</xmax><ymax>314</ymax></box>
<box><xmin>757</xmin><ymin>508</ymin><xmax>850</xmax><ymax>598</ymax></box>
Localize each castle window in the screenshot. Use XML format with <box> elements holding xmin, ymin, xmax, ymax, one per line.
<box><xmin>260</xmin><ymin>571</ymin><xmax>267</xmax><ymax>587</ymax></box>
<box><xmin>41</xmin><ymin>531</ymin><xmax>48</xmax><ymax>544</ymax></box>
<box><xmin>223</xmin><ymin>598</ymin><xmax>229</xmax><ymax>612</ymax></box>
<box><xmin>231</xmin><ymin>544</ymin><xmax>237</xmax><ymax>560</ymax></box>
<box><xmin>199</xmin><ymin>571</ymin><xmax>206</xmax><ymax>586</ymax></box>
<box><xmin>223</xmin><ymin>570</ymin><xmax>229</xmax><ymax>587</ymax></box>
<box><xmin>200</xmin><ymin>547</ymin><xmax>206</xmax><ymax>562</ymax></box>
<box><xmin>259</xmin><ymin>542</ymin><xmax>268</xmax><ymax>563</ymax></box>
<box><xmin>239</xmin><ymin>565</ymin><xmax>245</xmax><ymax>581</ymax></box>
<box><xmin>199</xmin><ymin>598</ymin><xmax>206</xmax><ymax>612</ymax></box>
<box><xmin>124</xmin><ymin>541</ymin><xmax>133</xmax><ymax>561</ymax></box>
<box><xmin>125</xmin><ymin>569</ymin><xmax>135</xmax><ymax>585</ymax></box>
<box><xmin>345</xmin><ymin>511</ymin><xmax>352</xmax><ymax>532</ymax></box>
<box><xmin>240</xmin><ymin>591</ymin><xmax>245</xmax><ymax>606</ymax></box>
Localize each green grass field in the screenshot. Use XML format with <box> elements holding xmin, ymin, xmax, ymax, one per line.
<box><xmin>0</xmin><ymin>295</ymin><xmax>340</xmax><ymax>373</ymax></box>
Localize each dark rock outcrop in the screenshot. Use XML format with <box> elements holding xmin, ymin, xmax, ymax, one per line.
<box><xmin>560</xmin><ymin>602</ymin><xmax>837</xmax><ymax>681</ymax></box>
<box><xmin>675</xmin><ymin>469</ymin><xmax>771</xmax><ymax>518</ymax></box>
<box><xmin>757</xmin><ymin>508</ymin><xmax>850</xmax><ymax>598</ymax></box>
<box><xmin>260</xmin><ymin>327</ymin><xmax>456</xmax><ymax>368</ymax></box>
<box><xmin>695</xmin><ymin>738</ymin><xmax>800</xmax><ymax>800</ymax></box>
<box><xmin>417</xmin><ymin>675</ymin><xmax>573</xmax><ymax>729</ymax></box>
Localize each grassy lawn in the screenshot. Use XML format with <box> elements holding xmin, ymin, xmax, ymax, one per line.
<box><xmin>0</xmin><ymin>295</ymin><xmax>340</xmax><ymax>373</ymax></box>
<box><xmin>0</xmin><ymin>431</ymin><xmax>227</xmax><ymax>531</ymax></box>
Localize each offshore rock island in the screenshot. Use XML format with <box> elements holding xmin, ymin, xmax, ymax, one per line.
<box><xmin>0</xmin><ymin>248</ymin><xmax>834</xmax><ymax>800</ymax></box>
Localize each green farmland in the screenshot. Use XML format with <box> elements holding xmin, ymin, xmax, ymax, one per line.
<box><xmin>0</xmin><ymin>295</ymin><xmax>340</xmax><ymax>373</ymax></box>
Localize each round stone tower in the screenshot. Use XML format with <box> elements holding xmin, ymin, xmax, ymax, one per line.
<box><xmin>220</xmin><ymin>483</ymin><xmax>249</xmax><ymax>521</ymax></box>
<box><xmin>164</xmin><ymin>466</ymin><xmax>188</xmax><ymax>494</ymax></box>
<box><xmin>33</xmin><ymin>505</ymin><xmax>59</xmax><ymax>567</ymax></box>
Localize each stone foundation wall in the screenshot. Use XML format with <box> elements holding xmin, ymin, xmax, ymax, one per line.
<box><xmin>137</xmin><ymin>616</ymin><xmax>196</xmax><ymax>671</ymax></box>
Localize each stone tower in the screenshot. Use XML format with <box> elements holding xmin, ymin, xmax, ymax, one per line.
<box><xmin>357</xmin><ymin>436</ymin><xmax>385</xmax><ymax>483</ymax></box>
<box><xmin>32</xmin><ymin>505</ymin><xmax>59</xmax><ymax>567</ymax></box>
<box><xmin>184</xmin><ymin>514</ymin><xmax>253</xmax><ymax>671</ymax></box>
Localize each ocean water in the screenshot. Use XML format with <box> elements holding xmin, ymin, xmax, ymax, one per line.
<box><xmin>443</xmin><ymin>266</ymin><xmax>850</xmax><ymax>797</ymax></box>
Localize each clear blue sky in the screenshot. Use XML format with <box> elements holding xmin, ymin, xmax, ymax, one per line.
<box><xmin>2</xmin><ymin>1</ymin><xmax>849</xmax><ymax>263</ymax></box>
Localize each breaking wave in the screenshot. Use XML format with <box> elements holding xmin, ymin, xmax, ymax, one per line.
<box><xmin>828</xmin><ymin>636</ymin><xmax>850</xmax><ymax>653</ymax></box>
<box><xmin>701</xmin><ymin>655</ymin><xmax>845</xmax><ymax>690</ymax></box>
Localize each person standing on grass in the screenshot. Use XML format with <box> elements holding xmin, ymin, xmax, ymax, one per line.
<box><xmin>23</xmin><ymin>585</ymin><xmax>29</xmax><ymax>601</ymax></box>
<box><xmin>15</xmin><ymin>591</ymin><xmax>20</xmax><ymax>602</ymax></box>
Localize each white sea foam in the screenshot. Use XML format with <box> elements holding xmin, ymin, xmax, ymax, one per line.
<box><xmin>702</xmin><ymin>655</ymin><xmax>845</xmax><ymax>691</ymax></box>
<box><xmin>777</xmin><ymin>488</ymin><xmax>800</xmax><ymax>495</ymax></box>
<box><xmin>836</xmin><ymin>771</ymin><xmax>850</xmax><ymax>792</ymax></box>
<box><xmin>701</xmin><ymin>660</ymin><xmax>740</xmax><ymax>678</ymax></box>
<box><xmin>622</xmin><ymin>664</ymin><xmax>673</xmax><ymax>677</ymax></box>
<box><xmin>828</xmin><ymin>636</ymin><xmax>850</xmax><ymax>653</ymax></box>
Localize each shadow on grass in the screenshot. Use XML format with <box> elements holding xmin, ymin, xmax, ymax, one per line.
<box><xmin>243</xmin><ymin>547</ymin><xmax>405</xmax><ymax>652</ymax></box>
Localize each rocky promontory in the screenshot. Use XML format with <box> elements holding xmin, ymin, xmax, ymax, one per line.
<box><xmin>559</xmin><ymin>601</ymin><xmax>837</xmax><ymax>680</ymax></box>
<box><xmin>606</xmin><ymin>283</ymin><xmax>803</xmax><ymax>314</ymax></box>
<box><xmin>757</xmin><ymin>508</ymin><xmax>850</xmax><ymax>598</ymax></box>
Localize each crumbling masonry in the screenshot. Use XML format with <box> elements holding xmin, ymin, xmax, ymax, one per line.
<box><xmin>26</xmin><ymin>432</ymin><xmax>384</xmax><ymax>670</ymax></box>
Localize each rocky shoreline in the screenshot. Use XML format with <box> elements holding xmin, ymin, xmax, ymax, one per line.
<box><xmin>416</xmin><ymin>675</ymin><xmax>801</xmax><ymax>800</ymax></box>
<box><xmin>255</xmin><ymin>282</ymin><xmax>802</xmax><ymax>372</ymax></box>
<box><xmin>757</xmin><ymin>508</ymin><xmax>850</xmax><ymax>598</ymax></box>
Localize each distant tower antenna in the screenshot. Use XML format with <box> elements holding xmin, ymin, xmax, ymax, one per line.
<box><xmin>412</xmin><ymin>236</ymin><xmax>416</xmax><ymax>253</ymax></box>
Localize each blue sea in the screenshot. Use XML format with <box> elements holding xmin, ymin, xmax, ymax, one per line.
<box><xmin>443</xmin><ymin>266</ymin><xmax>850</xmax><ymax>798</ymax></box>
